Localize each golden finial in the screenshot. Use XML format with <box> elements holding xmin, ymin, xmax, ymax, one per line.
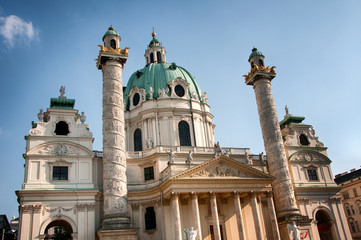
<box><xmin>152</xmin><ymin>27</ymin><xmax>156</xmax><ymax>38</ymax></box>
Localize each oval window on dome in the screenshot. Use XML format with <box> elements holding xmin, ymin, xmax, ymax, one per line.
<box><xmin>175</xmin><ymin>85</ymin><xmax>185</xmax><ymax>97</ymax></box>
<box><xmin>133</xmin><ymin>93</ymin><xmax>140</xmax><ymax>106</ymax></box>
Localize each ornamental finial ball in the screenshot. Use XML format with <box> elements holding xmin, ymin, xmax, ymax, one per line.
<box><xmin>152</xmin><ymin>27</ymin><xmax>156</xmax><ymax>38</ymax></box>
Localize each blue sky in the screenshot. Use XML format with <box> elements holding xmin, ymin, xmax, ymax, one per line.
<box><xmin>0</xmin><ymin>0</ymin><xmax>360</xmax><ymax>219</ymax></box>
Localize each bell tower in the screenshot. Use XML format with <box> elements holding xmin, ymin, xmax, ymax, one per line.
<box><xmin>96</xmin><ymin>26</ymin><xmax>137</xmax><ymax>239</ymax></box>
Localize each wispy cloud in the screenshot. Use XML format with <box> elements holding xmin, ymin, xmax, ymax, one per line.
<box><xmin>0</xmin><ymin>15</ymin><xmax>39</xmax><ymax>48</ymax></box>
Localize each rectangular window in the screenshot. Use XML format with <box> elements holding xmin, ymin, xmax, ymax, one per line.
<box><xmin>343</xmin><ymin>192</ymin><xmax>350</xmax><ymax>200</ymax></box>
<box><xmin>53</xmin><ymin>166</ymin><xmax>68</xmax><ymax>180</ymax></box>
<box><xmin>144</xmin><ymin>167</ymin><xmax>154</xmax><ymax>181</ymax></box>
<box><xmin>354</xmin><ymin>188</ymin><xmax>358</xmax><ymax>197</ymax></box>
<box><xmin>307</xmin><ymin>169</ymin><xmax>318</xmax><ymax>181</ymax></box>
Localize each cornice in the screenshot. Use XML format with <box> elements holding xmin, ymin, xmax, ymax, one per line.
<box><xmin>295</xmin><ymin>186</ymin><xmax>341</xmax><ymax>193</ymax></box>
<box><xmin>16</xmin><ymin>189</ymin><xmax>100</xmax><ymax>197</ymax></box>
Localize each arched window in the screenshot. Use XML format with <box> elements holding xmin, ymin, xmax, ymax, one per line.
<box><xmin>145</xmin><ymin>207</ymin><xmax>156</xmax><ymax>230</ymax></box>
<box><xmin>299</xmin><ymin>134</ymin><xmax>310</xmax><ymax>146</ymax></box>
<box><xmin>157</xmin><ymin>51</ymin><xmax>162</xmax><ymax>63</ymax></box>
<box><xmin>178</xmin><ymin>121</ymin><xmax>191</xmax><ymax>146</ymax></box>
<box><xmin>259</xmin><ymin>59</ymin><xmax>264</xmax><ymax>66</ymax></box>
<box><xmin>150</xmin><ymin>53</ymin><xmax>154</xmax><ymax>63</ymax></box>
<box><xmin>134</xmin><ymin>129</ymin><xmax>142</xmax><ymax>151</ymax></box>
<box><xmin>54</xmin><ymin>121</ymin><xmax>69</xmax><ymax>135</ymax></box>
<box><xmin>110</xmin><ymin>39</ymin><xmax>116</xmax><ymax>49</ymax></box>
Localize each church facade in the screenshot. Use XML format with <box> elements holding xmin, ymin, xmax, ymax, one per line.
<box><xmin>16</xmin><ymin>27</ymin><xmax>351</xmax><ymax>240</ymax></box>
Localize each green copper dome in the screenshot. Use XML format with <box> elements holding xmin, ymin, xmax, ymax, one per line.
<box><xmin>248</xmin><ymin>47</ymin><xmax>264</xmax><ymax>61</ymax></box>
<box><xmin>149</xmin><ymin>38</ymin><xmax>160</xmax><ymax>47</ymax></box>
<box><xmin>124</xmin><ymin>63</ymin><xmax>203</xmax><ymax>109</ymax></box>
<box><xmin>102</xmin><ymin>26</ymin><xmax>120</xmax><ymax>41</ymax></box>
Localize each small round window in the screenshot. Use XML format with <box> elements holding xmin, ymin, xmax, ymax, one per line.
<box><xmin>133</xmin><ymin>93</ymin><xmax>140</xmax><ymax>106</ymax></box>
<box><xmin>175</xmin><ymin>85</ymin><xmax>185</xmax><ymax>97</ymax></box>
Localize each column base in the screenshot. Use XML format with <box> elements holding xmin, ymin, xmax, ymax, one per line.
<box><xmin>97</xmin><ymin>228</ymin><xmax>138</xmax><ymax>240</ymax></box>
<box><xmin>278</xmin><ymin>214</ymin><xmax>312</xmax><ymax>240</ymax></box>
<box><xmin>101</xmin><ymin>214</ymin><xmax>132</xmax><ymax>230</ymax></box>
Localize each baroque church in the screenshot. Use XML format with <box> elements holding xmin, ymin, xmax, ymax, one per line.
<box><xmin>16</xmin><ymin>27</ymin><xmax>352</xmax><ymax>240</ymax></box>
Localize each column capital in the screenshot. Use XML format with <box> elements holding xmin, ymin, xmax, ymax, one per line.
<box><xmin>265</xmin><ymin>191</ymin><xmax>273</xmax><ymax>198</ymax></box>
<box><xmin>191</xmin><ymin>192</ymin><xmax>199</xmax><ymax>199</ymax></box>
<box><xmin>171</xmin><ymin>192</ymin><xmax>180</xmax><ymax>199</ymax></box>
<box><xmin>233</xmin><ymin>191</ymin><xmax>241</xmax><ymax>198</ymax></box>
<box><xmin>249</xmin><ymin>191</ymin><xmax>258</xmax><ymax>198</ymax></box>
<box><xmin>209</xmin><ymin>191</ymin><xmax>218</xmax><ymax>198</ymax></box>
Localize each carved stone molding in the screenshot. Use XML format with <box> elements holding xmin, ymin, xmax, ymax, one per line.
<box><xmin>298</xmin><ymin>198</ymin><xmax>310</xmax><ymax>205</ymax></box>
<box><xmin>43</xmin><ymin>205</ymin><xmax>76</xmax><ymax>215</ymax></box>
<box><xmin>329</xmin><ymin>197</ymin><xmax>341</xmax><ymax>204</ymax></box>
<box><xmin>77</xmin><ymin>203</ymin><xmax>95</xmax><ymax>211</ymax></box>
<box><xmin>22</xmin><ymin>204</ymin><xmax>42</xmax><ymax>213</ymax></box>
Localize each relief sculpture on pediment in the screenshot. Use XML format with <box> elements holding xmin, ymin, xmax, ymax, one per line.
<box><xmin>190</xmin><ymin>163</ymin><xmax>249</xmax><ymax>178</ymax></box>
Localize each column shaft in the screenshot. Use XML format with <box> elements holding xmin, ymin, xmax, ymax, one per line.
<box><xmin>102</xmin><ymin>60</ymin><xmax>130</xmax><ymax>228</ymax></box>
<box><xmin>210</xmin><ymin>193</ymin><xmax>221</xmax><ymax>240</ymax></box>
<box><xmin>192</xmin><ymin>193</ymin><xmax>202</xmax><ymax>240</ymax></box>
<box><xmin>266</xmin><ymin>193</ymin><xmax>280</xmax><ymax>240</ymax></box>
<box><xmin>253</xmin><ymin>78</ymin><xmax>299</xmax><ymax>217</ymax></box>
<box><xmin>250</xmin><ymin>193</ymin><xmax>262</xmax><ymax>240</ymax></box>
<box><xmin>233</xmin><ymin>192</ymin><xmax>246</xmax><ymax>240</ymax></box>
<box><xmin>172</xmin><ymin>193</ymin><xmax>182</xmax><ymax>240</ymax></box>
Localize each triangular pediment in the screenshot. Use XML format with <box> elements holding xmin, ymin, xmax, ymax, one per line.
<box><xmin>171</xmin><ymin>156</ymin><xmax>274</xmax><ymax>180</ymax></box>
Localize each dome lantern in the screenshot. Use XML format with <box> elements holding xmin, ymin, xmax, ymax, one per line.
<box><xmin>248</xmin><ymin>47</ymin><xmax>265</xmax><ymax>67</ymax></box>
<box><xmin>144</xmin><ymin>29</ymin><xmax>166</xmax><ymax>65</ymax></box>
<box><xmin>102</xmin><ymin>26</ymin><xmax>121</xmax><ymax>49</ymax></box>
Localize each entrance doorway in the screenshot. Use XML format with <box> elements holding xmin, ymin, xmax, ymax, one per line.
<box><xmin>316</xmin><ymin>210</ymin><xmax>334</xmax><ymax>240</ymax></box>
<box><xmin>44</xmin><ymin>220</ymin><xmax>73</xmax><ymax>240</ymax></box>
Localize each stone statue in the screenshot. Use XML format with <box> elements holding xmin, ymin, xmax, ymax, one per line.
<box><xmin>158</xmin><ymin>88</ymin><xmax>169</xmax><ymax>98</ymax></box>
<box><xmin>142</xmin><ymin>90</ymin><xmax>146</xmax><ymax>101</ymax></box>
<box><xmin>245</xmin><ymin>151</ymin><xmax>252</xmax><ymax>165</ymax></box>
<box><xmin>259</xmin><ymin>152</ymin><xmax>264</xmax><ymax>164</ymax></box>
<box><xmin>287</xmin><ymin>221</ymin><xmax>300</xmax><ymax>240</ymax></box>
<box><xmin>191</xmin><ymin>91</ymin><xmax>198</xmax><ymax>100</ymax></box>
<box><xmin>59</xmin><ymin>86</ymin><xmax>66</xmax><ymax>99</ymax></box>
<box><xmin>186</xmin><ymin>151</ymin><xmax>193</xmax><ymax>164</ymax></box>
<box><xmin>80</xmin><ymin>112</ymin><xmax>86</xmax><ymax>124</ymax></box>
<box><xmin>146</xmin><ymin>138</ymin><xmax>153</xmax><ymax>149</ymax></box>
<box><xmin>285</xmin><ymin>105</ymin><xmax>289</xmax><ymax>116</ymax></box>
<box><xmin>168</xmin><ymin>150</ymin><xmax>175</xmax><ymax>164</ymax></box>
<box><xmin>201</xmin><ymin>92</ymin><xmax>208</xmax><ymax>103</ymax></box>
<box><xmin>183</xmin><ymin>227</ymin><xmax>197</xmax><ymax>240</ymax></box>
<box><xmin>214</xmin><ymin>141</ymin><xmax>222</xmax><ymax>157</ymax></box>
<box><xmin>149</xmin><ymin>87</ymin><xmax>154</xmax><ymax>99</ymax></box>
<box><xmin>310</xmin><ymin>126</ymin><xmax>315</xmax><ymax>136</ymax></box>
<box><xmin>37</xmin><ymin>109</ymin><xmax>44</xmax><ymax>122</ymax></box>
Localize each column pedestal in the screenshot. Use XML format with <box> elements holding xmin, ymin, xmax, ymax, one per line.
<box><xmin>97</xmin><ymin>229</ymin><xmax>138</xmax><ymax>240</ymax></box>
